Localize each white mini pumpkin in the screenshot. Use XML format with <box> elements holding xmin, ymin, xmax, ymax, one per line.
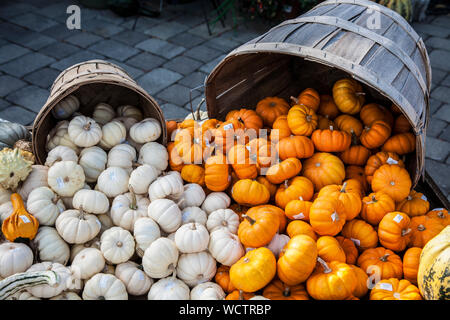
<box><xmin>133</xmin><ymin>217</ymin><xmax>161</xmax><ymax>257</ymax></box>
<box><xmin>78</xmin><ymin>146</ymin><xmax>107</xmax><ymax>183</ymax></box>
<box><xmin>26</xmin><ymin>186</ymin><xmax>65</xmax><ymax>226</ymax></box>
<box><xmin>266</xmin><ymin>233</ymin><xmax>290</xmax><ymax>259</ymax></box>
<box><xmin>68</xmin><ymin>115</ymin><xmax>102</xmax><ymax>147</ymax></box>
<box><xmin>82</xmin><ymin>273</ymin><xmax>128</xmax><ymax>300</ymax></box>
<box><xmin>174</xmin><ymin>222</ymin><xmax>210</xmax><ymax>254</ymax></box>
<box><xmin>50</xmin><ymin>292</ymin><xmax>82</xmax><ymax>300</ymax></box>
<box><xmin>0</xmin><ymin>201</ymin><xmax>13</xmax><ymax>222</ymax></box>
<box><xmin>51</xmin><ymin>95</ymin><xmax>80</xmax><ymax>120</ymax></box>
<box><xmin>110</xmin><ymin>190</ymin><xmax>149</xmax><ymax>231</ymax></box>
<box><xmin>176</xmin><ymin>251</ymin><xmax>216</xmax><ymax>287</ymax></box>
<box><xmin>0</xmin><ymin>242</ymin><xmax>33</xmax><ymax>278</ymax></box>
<box><xmin>138</xmin><ymin>142</ymin><xmax>168</xmax><ymax>171</ymax></box>
<box><xmin>190</xmin><ymin>282</ymin><xmax>225</xmax><ymax>300</ymax></box>
<box><xmin>60</xmin><ymin>183</ymin><xmax>91</xmax><ymax>210</ymax></box>
<box><xmin>99</xmin><ymin>120</ymin><xmax>127</xmax><ymax>150</ymax></box>
<box><xmin>147</xmin><ymin>275</ymin><xmax>190</xmax><ymax>300</ymax></box>
<box><xmin>147</xmin><ymin>198</ymin><xmax>182</xmax><ymax>233</ymax></box>
<box><xmin>46</xmin><ymin>121</ymin><xmax>80</xmax><ymax>154</ymax></box>
<box><xmin>173</xmin><ymin>183</ymin><xmax>205</xmax><ymax>210</ymax></box>
<box><xmin>97</xmin><ymin>166</ymin><xmax>129</xmax><ymax>198</ymax></box>
<box><xmin>181</xmin><ymin>207</ymin><xmax>207</xmax><ymax>226</ymax></box>
<box><xmin>208</xmin><ymin>228</ymin><xmax>244</xmax><ymax>266</ymax></box>
<box><xmin>33</xmin><ymin>226</ymin><xmax>70</xmax><ymax>265</ymax></box>
<box><xmin>129</xmin><ymin>118</ymin><xmax>162</xmax><ymax>143</ymax></box>
<box><xmin>117</xmin><ymin>105</ymin><xmax>143</xmax><ymax>121</ymax></box>
<box><xmin>69</xmin><ymin>237</ymin><xmax>101</xmax><ymax>263</ymax></box>
<box><xmin>18</xmin><ymin>165</ymin><xmax>49</xmax><ymax>201</ymax></box>
<box><xmin>7</xmin><ymin>291</ymin><xmax>41</xmax><ymax>300</ymax></box>
<box><xmin>26</xmin><ymin>262</ymin><xmax>74</xmax><ymax>298</ymax></box>
<box><xmin>100</xmin><ymin>226</ymin><xmax>135</xmax><ymax>264</ymax></box>
<box><xmin>201</xmin><ymin>192</ymin><xmax>231</xmax><ymax>215</ymax></box>
<box><xmin>148</xmin><ymin>171</ymin><xmax>184</xmax><ymax>201</ymax></box>
<box><xmin>92</xmin><ymin>102</ymin><xmax>115</xmax><ymax>125</ymax></box>
<box><xmin>206</xmin><ymin>209</ymin><xmax>240</xmax><ymax>234</ymax></box>
<box><xmin>115</xmin><ymin>261</ymin><xmax>153</xmax><ymax>296</ymax></box>
<box><xmin>142</xmin><ymin>237</ymin><xmax>178</xmax><ymax>279</ymax></box>
<box><xmin>72</xmin><ymin>189</ymin><xmax>109</xmax><ymax>214</ymax></box>
<box><xmin>55</xmin><ymin>209</ymin><xmax>101</xmax><ymax>244</ymax></box>
<box><xmin>109</xmin><ymin>143</ymin><xmax>137</xmax><ymax>161</ymax></box>
<box><xmin>47</xmin><ymin>161</ymin><xmax>85</xmax><ymax>197</ymax></box>
<box><xmin>128</xmin><ymin>164</ymin><xmax>160</xmax><ymax>195</ymax></box>
<box><xmin>45</xmin><ymin>146</ymin><xmax>78</xmax><ymax>167</ymax></box>
<box><xmin>113</xmin><ymin>116</ymin><xmax>138</xmax><ymax>131</ymax></box>
<box><xmin>71</xmin><ymin>247</ymin><xmax>105</xmax><ymax>280</ymax></box>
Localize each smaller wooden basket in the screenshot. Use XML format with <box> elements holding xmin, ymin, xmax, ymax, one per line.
<box><xmin>32</xmin><ymin>60</ymin><xmax>167</xmax><ymax>164</ymax></box>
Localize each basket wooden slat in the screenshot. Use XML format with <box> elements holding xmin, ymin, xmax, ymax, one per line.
<box><xmin>205</xmin><ymin>0</ymin><xmax>431</xmax><ymax>186</ymax></box>
<box><xmin>32</xmin><ymin>60</ymin><xmax>167</xmax><ymax>164</ymax></box>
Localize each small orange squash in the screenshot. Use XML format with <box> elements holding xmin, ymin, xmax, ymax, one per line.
<box><xmin>371</xmin><ymin>164</ymin><xmax>412</xmax><ymax>202</ymax></box>
<box><xmin>302</xmin><ymin>152</ymin><xmax>345</xmax><ymax>191</ymax></box>
<box><xmin>402</xmin><ymin>247</ymin><xmax>422</xmax><ymax>285</ymax></box>
<box><xmin>332</xmin><ymin>78</ymin><xmax>365</xmax><ymax>115</ymax></box>
<box><xmin>286</xmin><ymin>220</ymin><xmax>317</xmax><ymax>240</ymax></box>
<box><xmin>316</xmin><ymin>236</ymin><xmax>346</xmax><ymax>263</ymax></box>
<box><xmin>287</xmin><ymin>104</ymin><xmax>318</xmax><ymax>136</ymax></box>
<box><xmin>360</xmin><ymin>120</ymin><xmax>392</xmax><ymax>149</ymax></box>
<box><xmin>382</xmin><ymin>132</ymin><xmax>416</xmax><ymax>155</ymax></box>
<box><xmin>357</xmin><ymin>247</ymin><xmax>403</xmax><ymax>280</ymax></box>
<box><xmin>265</xmin><ymin>158</ymin><xmax>302</xmax><ymax>185</ymax></box>
<box><xmin>361</xmin><ymin>191</ymin><xmax>396</xmax><ymax>226</ymax></box>
<box><xmin>276</xmin><ymin>135</ymin><xmax>314</xmax><ymax>160</ymax></box>
<box><xmin>334</xmin><ymin>114</ymin><xmax>363</xmax><ymax>137</ymax></box>
<box><xmin>238</xmin><ymin>206</ymin><xmax>280</xmax><ymax>248</ymax></box>
<box><xmin>317</xmin><ymin>94</ymin><xmax>339</xmax><ymax>120</ymax></box>
<box><xmin>180</xmin><ymin>164</ymin><xmax>205</xmax><ymax>186</ymax></box>
<box><xmin>255</xmin><ymin>97</ymin><xmax>290</xmax><ymax>127</ymax></box>
<box><xmin>311</xmin><ymin>126</ymin><xmax>351</xmax><ymax>152</ymax></box>
<box><xmin>396</xmin><ymin>190</ymin><xmax>430</xmax><ymax>217</ymax></box>
<box><xmin>2</xmin><ymin>193</ymin><xmax>39</xmax><ymax>242</ymax></box>
<box><xmin>309</xmin><ymin>196</ymin><xmax>346</xmax><ymax>236</ymax></box>
<box><xmin>274</xmin><ymin>176</ymin><xmax>314</xmax><ymax>209</ymax></box>
<box><xmin>408</xmin><ymin>215</ymin><xmax>445</xmax><ymax>248</ymax></box>
<box><xmin>336</xmin><ymin>236</ymin><xmax>359</xmax><ymax>265</ymax></box>
<box><xmin>370</xmin><ymin>278</ymin><xmax>422</xmax><ymax>300</ymax></box>
<box><xmin>263</xmin><ymin>279</ymin><xmax>309</xmax><ymax>300</ymax></box>
<box><xmin>215</xmin><ymin>265</ymin><xmax>236</xmax><ymax>293</ymax></box>
<box><xmin>293</xmin><ymin>88</ymin><xmax>321</xmax><ymax>112</ymax></box>
<box><xmin>341</xmin><ymin>219</ymin><xmax>379</xmax><ymax>251</ymax></box>
<box><xmin>231</xmin><ymin>179</ymin><xmax>270</xmax><ymax>207</ymax></box>
<box><xmin>378</xmin><ymin>211</ymin><xmax>412</xmax><ymax>252</ymax></box>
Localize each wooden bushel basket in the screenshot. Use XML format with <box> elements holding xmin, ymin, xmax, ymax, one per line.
<box><xmin>205</xmin><ymin>0</ymin><xmax>431</xmax><ymax>187</ymax></box>
<box><xmin>32</xmin><ymin>60</ymin><xmax>167</xmax><ymax>164</ymax></box>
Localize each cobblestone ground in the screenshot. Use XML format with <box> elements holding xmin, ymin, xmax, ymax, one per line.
<box><xmin>0</xmin><ymin>0</ymin><xmax>449</xmax><ymax>201</ymax></box>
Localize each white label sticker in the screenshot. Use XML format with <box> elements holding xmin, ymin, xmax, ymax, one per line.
<box><xmin>386</xmin><ymin>157</ymin><xmax>398</xmax><ymax>165</ymax></box>
<box><xmin>379</xmin><ymin>283</ymin><xmax>393</xmax><ymax>291</ymax></box>
<box><xmin>331</xmin><ymin>212</ymin><xmax>338</xmax><ymax>222</ymax></box>
<box><xmin>19</xmin><ymin>215</ymin><xmax>31</xmax><ymax>223</ymax></box>
<box><xmin>350</xmin><ymin>238</ymin><xmax>361</xmax><ymax>247</ymax></box>
<box><xmin>223</xmin><ymin>123</ymin><xmax>233</xmax><ymax>130</ymax></box>
<box><xmin>56</xmin><ymin>177</ymin><xmax>65</xmax><ymax>189</ymax></box>
<box><xmin>393</xmin><ymin>214</ymin><xmax>403</xmax><ymax>223</ymax></box>
<box><xmin>432</xmin><ymin>208</ymin><xmax>444</xmax><ymax>212</ymax></box>
<box><xmin>421</xmin><ymin>194</ymin><xmax>428</xmax><ymax>201</ymax></box>
<box><xmin>292</xmin><ymin>212</ymin><xmax>305</xmax><ymax>220</ymax></box>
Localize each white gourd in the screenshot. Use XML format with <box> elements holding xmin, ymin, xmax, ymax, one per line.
<box><xmin>174</xmin><ymin>222</ymin><xmax>210</xmax><ymax>254</ymax></box>
<box><xmin>110</xmin><ymin>189</ymin><xmax>149</xmax><ymax>231</ymax></box>
<box><xmin>44</xmin><ymin>146</ymin><xmax>78</xmax><ymax>167</ymax></box>
<box><xmin>109</xmin><ymin>143</ymin><xmax>137</xmax><ymax>161</ymax></box>
<box><xmin>206</xmin><ymin>209</ymin><xmax>240</xmax><ymax>234</ymax></box>
<box><xmin>47</xmin><ymin>161</ymin><xmax>85</xmax><ymax>197</ymax></box>
<box><xmin>100</xmin><ymin>226</ymin><xmax>135</xmax><ymax>264</ymax></box>
<box><xmin>33</xmin><ymin>226</ymin><xmax>70</xmax><ymax>265</ymax></box>
<box><xmin>60</xmin><ymin>183</ymin><xmax>90</xmax><ymax>210</ymax></box>
<box><xmin>142</xmin><ymin>237</ymin><xmax>178</xmax><ymax>279</ymax></box>
<box><xmin>18</xmin><ymin>165</ymin><xmax>49</xmax><ymax>202</ymax></box>
<box><xmin>98</xmin><ymin>120</ymin><xmax>126</xmax><ymax>150</ymax></box>
<box><xmin>0</xmin><ymin>243</ymin><xmax>34</xmax><ymax>278</ymax></box>
<box><xmin>147</xmin><ymin>275</ymin><xmax>190</xmax><ymax>300</ymax></box>
<box><xmin>133</xmin><ymin>217</ymin><xmax>161</xmax><ymax>257</ymax></box>
<box><xmin>55</xmin><ymin>209</ymin><xmax>101</xmax><ymax>244</ymax></box>
<box><xmin>51</xmin><ymin>95</ymin><xmax>80</xmax><ymax>120</ymax></box>
<box><xmin>82</xmin><ymin>273</ymin><xmax>128</xmax><ymax>300</ymax></box>
<box><xmin>176</xmin><ymin>251</ymin><xmax>216</xmax><ymax>287</ymax></box>
<box><xmin>26</xmin><ymin>186</ymin><xmax>65</xmax><ymax>226</ymax></box>
<box><xmin>117</xmin><ymin>105</ymin><xmax>143</xmax><ymax>121</ymax></box>
<box><xmin>190</xmin><ymin>282</ymin><xmax>225</xmax><ymax>300</ymax></box>
<box><xmin>71</xmin><ymin>248</ymin><xmax>105</xmax><ymax>280</ymax></box>
<box><xmin>128</xmin><ymin>164</ymin><xmax>160</xmax><ymax>195</ymax></box>
<box><xmin>115</xmin><ymin>261</ymin><xmax>153</xmax><ymax>296</ymax></box>
<box><xmin>208</xmin><ymin>228</ymin><xmax>244</xmax><ymax>266</ymax></box>
<box><xmin>46</xmin><ymin>121</ymin><xmax>80</xmax><ymax>154</ymax></box>
<box><xmin>138</xmin><ymin>142</ymin><xmax>168</xmax><ymax>171</ymax></box>
<box><xmin>148</xmin><ymin>171</ymin><xmax>184</xmax><ymax>201</ymax></box>
<box><xmin>92</xmin><ymin>102</ymin><xmax>115</xmax><ymax>125</ymax></box>
<box><xmin>181</xmin><ymin>207</ymin><xmax>207</xmax><ymax>226</ymax></box>
<box><xmin>129</xmin><ymin>118</ymin><xmax>162</xmax><ymax>143</ymax></box>
<box><xmin>78</xmin><ymin>146</ymin><xmax>107</xmax><ymax>183</ymax></box>
<box><xmin>26</xmin><ymin>262</ymin><xmax>74</xmax><ymax>298</ymax></box>
<box><xmin>266</xmin><ymin>233</ymin><xmax>290</xmax><ymax>259</ymax></box>
<box><xmin>201</xmin><ymin>192</ymin><xmax>231</xmax><ymax>215</ymax></box>
<box><xmin>68</xmin><ymin>115</ymin><xmax>102</xmax><ymax>147</ymax></box>
<box><xmin>69</xmin><ymin>237</ymin><xmax>101</xmax><ymax>263</ymax></box>
<box><xmin>97</xmin><ymin>166</ymin><xmax>129</xmax><ymax>198</ymax></box>
<box><xmin>113</xmin><ymin>116</ymin><xmax>138</xmax><ymax>131</ymax></box>
<box><xmin>107</xmin><ymin>149</ymin><xmax>135</xmax><ymax>174</ymax></box>
<box><xmin>147</xmin><ymin>198</ymin><xmax>181</xmax><ymax>233</ymax></box>
<box><xmin>173</xmin><ymin>183</ymin><xmax>205</xmax><ymax>210</ymax></box>
<box><xmin>72</xmin><ymin>189</ymin><xmax>109</xmax><ymax>214</ymax></box>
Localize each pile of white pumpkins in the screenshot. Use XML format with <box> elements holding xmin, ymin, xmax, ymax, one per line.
<box><xmin>0</xmin><ymin>95</ymin><xmax>255</xmax><ymax>300</ymax></box>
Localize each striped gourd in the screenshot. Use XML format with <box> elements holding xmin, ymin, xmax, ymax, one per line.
<box><xmin>0</xmin><ymin>270</ymin><xmax>59</xmax><ymax>300</ymax></box>
<box><xmin>418</xmin><ymin>226</ymin><xmax>450</xmax><ymax>300</ymax></box>
<box><xmin>373</xmin><ymin>0</ymin><xmax>412</xmax><ymax>22</ymax></box>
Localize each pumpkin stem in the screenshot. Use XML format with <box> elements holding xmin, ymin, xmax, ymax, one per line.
<box><xmin>284</xmin><ymin>180</ymin><xmax>289</xmax><ymax>188</ymax></box>
<box><xmin>83</xmin><ymin>122</ymin><xmax>92</xmax><ymax>131</ymax></box>
<box><xmin>417</xmin><ymin>224</ymin><xmax>425</xmax><ymax>231</ymax></box>
<box><xmin>340</xmin><ymin>182</ymin><xmax>347</xmax><ymax>193</ymax></box>
<box><xmin>407</xmin><ymin>195</ymin><xmax>413</xmax><ymax>201</ymax></box>
<box><xmin>132</xmin><ymin>162</ymin><xmax>141</xmax><ymax>168</ymax></box>
<box><xmin>355</xmin><ymin>92</ymin><xmax>366</xmax><ymax>96</ymax></box>
<box><xmin>283</xmin><ymin>287</ymin><xmax>291</xmax><ymax>297</ymax></box>
<box><xmin>290</xmin><ymin>96</ymin><xmax>299</xmax><ymax>105</ymax></box>
<box><xmin>299</xmin><ymin>196</ymin><xmax>304</xmax><ymax>201</ymax></box>
<box><xmin>402</xmin><ymin>228</ymin><xmax>412</xmax><ymax>236</ymax></box>
<box><xmin>329</xmin><ymin>125</ymin><xmax>334</xmax><ymax>131</ymax></box>
<box><xmin>128</xmin><ymin>185</ymin><xmax>137</xmax><ymax>210</ymax></box>
<box><xmin>380</xmin><ymin>254</ymin><xmax>389</xmax><ymax>262</ymax></box>
<box><xmin>190</xmin><ymin>223</ymin><xmax>197</xmax><ymax>230</ymax></box>
<box><xmin>238</xmin><ymin>290</ymin><xmax>244</xmax><ymax>300</ymax></box>
<box><xmin>437</xmin><ymin>211</ymin><xmax>445</xmax><ymax>219</ymax></box>
<box><xmin>243</xmin><ymin>214</ymin><xmax>256</xmax><ymax>225</ymax></box>
<box><xmin>317</xmin><ymin>257</ymin><xmax>332</xmax><ymax>274</ymax></box>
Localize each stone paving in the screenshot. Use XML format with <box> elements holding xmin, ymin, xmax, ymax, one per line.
<box><xmin>0</xmin><ymin>0</ymin><xmax>449</xmax><ymax>201</ymax></box>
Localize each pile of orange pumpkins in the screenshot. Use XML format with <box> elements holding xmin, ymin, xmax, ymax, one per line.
<box><xmin>165</xmin><ymin>77</ymin><xmax>449</xmax><ymax>300</ymax></box>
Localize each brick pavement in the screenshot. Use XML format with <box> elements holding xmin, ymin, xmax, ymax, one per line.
<box><xmin>0</xmin><ymin>0</ymin><xmax>448</xmax><ymax>200</ymax></box>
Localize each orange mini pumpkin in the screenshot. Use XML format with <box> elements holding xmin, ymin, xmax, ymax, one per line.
<box><xmin>426</xmin><ymin>208</ymin><xmax>450</xmax><ymax>227</ymax></box>
<box><xmin>334</xmin><ymin>114</ymin><xmax>363</xmax><ymax>137</ymax></box>
<box><xmin>393</xmin><ymin>114</ymin><xmax>411</xmax><ymax>133</ymax></box>
<box><xmin>361</xmin><ymin>192</ymin><xmax>396</xmax><ymax>226</ymax></box>
<box><xmin>309</xmin><ymin>196</ymin><xmax>346</xmax><ymax>236</ymax></box>
<box><xmin>204</xmin><ymin>154</ymin><xmax>231</xmax><ymax>192</ymax></box>
<box><xmin>378</xmin><ymin>211</ymin><xmax>412</xmax><ymax>252</ymax></box>
<box><xmin>332</xmin><ymin>78</ymin><xmax>365</xmax><ymax>115</ymax></box>
<box><xmin>255</xmin><ymin>97</ymin><xmax>290</xmax><ymax>127</ymax></box>
<box><xmin>227</xmin><ymin>144</ymin><xmax>258</xmax><ymax>180</ymax></box>
<box><xmin>382</xmin><ymin>132</ymin><xmax>416</xmax><ymax>155</ymax></box>
<box><xmin>274</xmin><ymin>176</ymin><xmax>314</xmax><ymax>209</ymax></box>
<box><xmin>371</xmin><ymin>164</ymin><xmax>412</xmax><ymax>202</ymax></box>
<box><xmin>167</xmin><ymin>141</ymin><xmax>184</xmax><ymax>172</ymax></box>
<box><xmin>341</xmin><ymin>219</ymin><xmax>379</xmax><ymax>251</ymax></box>
<box><xmin>316</xmin><ymin>236</ymin><xmax>346</xmax><ymax>263</ymax></box>
<box><xmin>246</xmin><ymin>138</ymin><xmax>275</xmax><ymax>169</ymax></box>
<box><xmin>336</xmin><ymin>236</ymin><xmax>358</xmax><ymax>265</ymax></box>
<box><xmin>277</xmin><ymin>235</ymin><xmax>318</xmax><ymax>286</ymax></box>
<box><xmin>286</xmin><ymin>220</ymin><xmax>317</xmax><ymax>240</ymax></box>
<box><xmin>287</xmin><ymin>104</ymin><xmax>318</xmax><ymax>136</ymax></box>
<box><xmin>408</xmin><ymin>215</ymin><xmax>445</xmax><ymax>248</ymax></box>
<box><xmin>293</xmin><ymin>88</ymin><xmax>320</xmax><ymax>112</ymax></box>
<box><xmin>345</xmin><ymin>166</ymin><xmax>369</xmax><ymax>195</ymax></box>
<box><xmin>364</xmin><ymin>151</ymin><xmax>405</xmax><ymax>184</ymax></box>
<box><xmin>338</xmin><ymin>132</ymin><xmax>370</xmax><ymax>166</ymax></box>
<box><xmin>317</xmin><ymin>94</ymin><xmax>339</xmax><ymax>120</ymax></box>
<box><xmin>265</xmin><ymin>158</ymin><xmax>302</xmax><ymax>185</ymax></box>
<box><xmin>180</xmin><ymin>164</ymin><xmax>205</xmax><ymax>186</ymax></box>
<box><xmin>370</xmin><ymin>278</ymin><xmax>422</xmax><ymax>300</ymax></box>
<box><xmin>276</xmin><ymin>135</ymin><xmax>314</xmax><ymax>160</ymax></box>
<box><xmin>350</xmin><ymin>265</ymin><xmax>369</xmax><ymax>298</ymax></box>
<box><xmin>360</xmin><ymin>120</ymin><xmax>392</xmax><ymax>149</ymax></box>
<box><xmin>270</xmin><ymin>115</ymin><xmax>292</xmax><ymax>142</ymax></box>
<box><xmin>256</xmin><ymin>176</ymin><xmax>277</xmax><ymax>201</ymax></box>
<box><xmin>318</xmin><ymin>182</ymin><xmax>362</xmax><ymax>221</ymax></box>
<box><xmin>302</xmin><ymin>152</ymin><xmax>345</xmax><ymax>191</ymax></box>
<box><xmin>231</xmin><ymin>179</ymin><xmax>270</xmax><ymax>207</ymax></box>
<box><xmin>215</xmin><ymin>265</ymin><xmax>236</xmax><ymax>293</ymax></box>
<box><xmin>214</xmin><ymin>119</ymin><xmax>246</xmax><ymax>153</ymax></box>
<box><xmin>311</xmin><ymin>126</ymin><xmax>351</xmax><ymax>152</ymax></box>
<box><xmin>357</xmin><ymin>247</ymin><xmax>403</xmax><ymax>280</ymax></box>
<box><xmin>226</xmin><ymin>108</ymin><xmax>263</xmax><ymax>132</ymax></box>
<box><xmin>396</xmin><ymin>190</ymin><xmax>430</xmax><ymax>217</ymax></box>
<box><xmin>285</xmin><ymin>198</ymin><xmax>312</xmax><ymax>221</ymax></box>
<box><xmin>402</xmin><ymin>247</ymin><xmax>422</xmax><ymax>285</ymax></box>
<box><xmin>166</xmin><ymin>120</ymin><xmax>178</xmax><ymax>140</ymax></box>
<box><xmin>2</xmin><ymin>193</ymin><xmax>39</xmax><ymax>242</ymax></box>
<box><xmin>316</xmin><ymin>115</ymin><xmax>335</xmax><ymax>130</ymax></box>
<box><xmin>263</xmin><ymin>279</ymin><xmax>309</xmax><ymax>300</ymax></box>
<box><xmin>174</xmin><ymin>126</ymin><xmax>205</xmax><ymax>164</ymax></box>
<box><xmin>238</xmin><ymin>206</ymin><xmax>280</xmax><ymax>248</ymax></box>
<box><xmin>359</xmin><ymin>103</ymin><xmax>394</xmax><ymax>128</ymax></box>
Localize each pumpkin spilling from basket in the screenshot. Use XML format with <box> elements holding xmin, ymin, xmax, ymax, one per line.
<box><xmin>0</xmin><ymin>76</ymin><xmax>448</xmax><ymax>301</ymax></box>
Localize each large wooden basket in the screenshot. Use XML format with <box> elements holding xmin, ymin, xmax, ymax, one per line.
<box><xmin>32</xmin><ymin>60</ymin><xmax>167</xmax><ymax>164</ymax></box>
<box><xmin>205</xmin><ymin>0</ymin><xmax>431</xmax><ymax>186</ymax></box>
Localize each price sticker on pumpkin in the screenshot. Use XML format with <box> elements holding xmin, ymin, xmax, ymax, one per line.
<box><xmin>56</xmin><ymin>177</ymin><xmax>65</xmax><ymax>189</ymax></box>
<box><xmin>331</xmin><ymin>212</ymin><xmax>338</xmax><ymax>222</ymax></box>
<box><xmin>293</xmin><ymin>212</ymin><xmax>305</xmax><ymax>219</ymax></box>
<box><xmin>393</xmin><ymin>214</ymin><xmax>403</xmax><ymax>223</ymax></box>
<box><xmin>433</xmin><ymin>208</ymin><xmax>444</xmax><ymax>212</ymax></box>
<box><xmin>378</xmin><ymin>282</ymin><xmax>393</xmax><ymax>291</ymax></box>
<box><xmin>386</xmin><ymin>157</ymin><xmax>398</xmax><ymax>165</ymax></box>
<box><xmin>19</xmin><ymin>215</ymin><xmax>31</xmax><ymax>223</ymax></box>
<box><xmin>421</xmin><ymin>194</ymin><xmax>428</xmax><ymax>201</ymax></box>
<box><xmin>223</xmin><ymin>123</ymin><xmax>233</xmax><ymax>131</ymax></box>
<box><xmin>350</xmin><ymin>238</ymin><xmax>360</xmax><ymax>247</ymax></box>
